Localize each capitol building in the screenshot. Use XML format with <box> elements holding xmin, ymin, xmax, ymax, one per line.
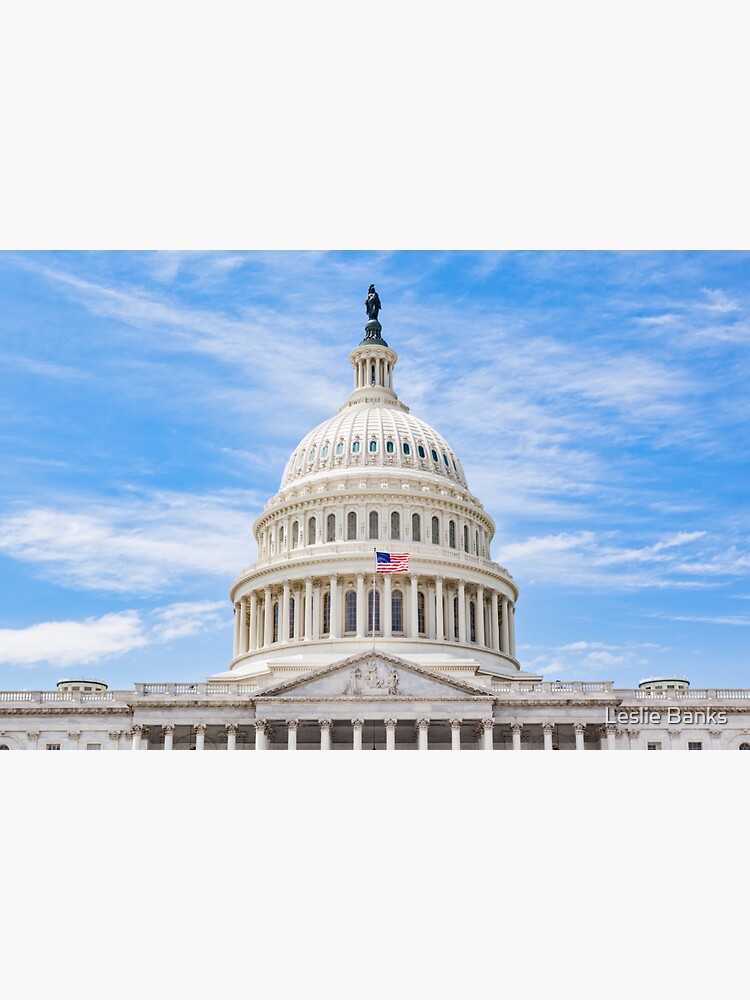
<box><xmin>2</xmin><ymin>292</ymin><xmax>749</xmax><ymax>751</ymax></box>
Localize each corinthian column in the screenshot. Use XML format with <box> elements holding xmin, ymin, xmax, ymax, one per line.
<box><xmin>457</xmin><ymin>581</ymin><xmax>467</xmax><ymax>643</ymax></box>
<box><xmin>573</xmin><ymin>723</ymin><xmax>586</xmax><ymax>751</ymax></box>
<box><xmin>383</xmin><ymin>572</ymin><xmax>392</xmax><ymax>637</ymax></box>
<box><xmin>490</xmin><ymin>591</ymin><xmax>499</xmax><ymax>650</ymax></box>
<box><xmin>287</xmin><ymin>720</ymin><xmax>299</xmax><ymax>751</ymax></box>
<box><xmin>352</xmin><ymin>719</ymin><xmax>364</xmax><ymax>751</ymax></box>
<box><xmin>249</xmin><ymin>591</ymin><xmax>258</xmax><ymax>650</ymax></box>
<box><xmin>509</xmin><ymin>602</ymin><xmax>516</xmax><ymax>657</ymax></box>
<box><xmin>329</xmin><ymin>575</ymin><xmax>340</xmax><ymax>639</ymax></box>
<box><xmin>384</xmin><ymin>718</ymin><xmax>397</xmax><ymax>751</ymax></box>
<box><xmin>163</xmin><ymin>724</ymin><xmax>175</xmax><ymax>751</ymax></box>
<box><xmin>416</xmin><ymin>718</ymin><xmax>429</xmax><ymax>751</ymax></box>
<box><xmin>409</xmin><ymin>573</ymin><xmax>419</xmax><ymax>638</ymax></box>
<box><xmin>263</xmin><ymin>586</ymin><xmax>272</xmax><ymax>647</ymax></box>
<box><xmin>500</xmin><ymin>596</ymin><xmax>510</xmax><ymax>654</ymax></box>
<box><xmin>233</xmin><ymin>601</ymin><xmax>241</xmax><ymax>657</ymax></box>
<box><xmin>195</xmin><ymin>723</ymin><xmax>207</xmax><ymax>751</ymax></box>
<box><xmin>226</xmin><ymin>724</ymin><xmax>238</xmax><ymax>751</ymax></box>
<box><xmin>542</xmin><ymin>723</ymin><xmax>554</xmax><ymax>751</ymax></box>
<box><xmin>254</xmin><ymin>720</ymin><xmax>267</xmax><ymax>751</ymax></box>
<box><xmin>304</xmin><ymin>576</ymin><xmax>313</xmax><ymax>640</ymax></box>
<box><xmin>481</xmin><ymin>718</ymin><xmax>494</xmax><ymax>751</ymax></box>
<box><xmin>131</xmin><ymin>725</ymin><xmax>143</xmax><ymax>751</ymax></box>
<box><xmin>476</xmin><ymin>586</ymin><xmax>485</xmax><ymax>646</ymax></box>
<box><xmin>450</xmin><ymin>718</ymin><xmax>462</xmax><ymax>751</ymax></box>
<box><xmin>319</xmin><ymin>719</ymin><xmax>333</xmax><ymax>751</ymax></box>
<box><xmin>435</xmin><ymin>576</ymin><xmax>444</xmax><ymax>640</ymax></box>
<box><xmin>282</xmin><ymin>582</ymin><xmax>291</xmax><ymax>643</ymax></box>
<box><xmin>511</xmin><ymin>723</ymin><xmax>523</xmax><ymax>751</ymax></box>
<box><xmin>356</xmin><ymin>573</ymin><xmax>365</xmax><ymax>638</ymax></box>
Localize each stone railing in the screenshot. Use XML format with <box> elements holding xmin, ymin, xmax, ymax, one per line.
<box><xmin>0</xmin><ymin>691</ymin><xmax>119</xmax><ymax>704</ymax></box>
<box><xmin>491</xmin><ymin>681</ymin><xmax>614</xmax><ymax>695</ymax></box>
<box><xmin>135</xmin><ymin>683</ymin><xmax>260</xmax><ymax>698</ymax></box>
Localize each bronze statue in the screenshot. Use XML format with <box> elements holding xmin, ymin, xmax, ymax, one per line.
<box><xmin>365</xmin><ymin>284</ymin><xmax>382</xmax><ymax>321</ymax></box>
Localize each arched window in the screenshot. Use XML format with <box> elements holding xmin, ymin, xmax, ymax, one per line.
<box><xmin>347</xmin><ymin>511</ymin><xmax>357</xmax><ymax>540</ymax></box>
<box><xmin>0</xmin><ymin>745</ymin><xmax>9</xmax><ymax>750</ymax></box>
<box><xmin>453</xmin><ymin>596</ymin><xmax>459</xmax><ymax>638</ymax></box>
<box><xmin>292</xmin><ymin>520</ymin><xmax>299</xmax><ymax>547</ymax></box>
<box><xmin>369</xmin><ymin>510</ymin><xmax>379</xmax><ymax>539</ymax></box>
<box><xmin>475</xmin><ymin>530</ymin><xmax>479</xmax><ymax>555</ymax></box>
<box><xmin>368</xmin><ymin>588</ymin><xmax>381</xmax><ymax>634</ymax></box>
<box><xmin>345</xmin><ymin>591</ymin><xmax>357</xmax><ymax>632</ymax></box>
<box><xmin>740</xmin><ymin>743</ymin><xmax>750</xmax><ymax>750</ymax></box>
<box><xmin>392</xmin><ymin>589</ymin><xmax>404</xmax><ymax>633</ymax></box>
<box><xmin>418</xmin><ymin>591</ymin><xmax>426</xmax><ymax>635</ymax></box>
<box><xmin>418</xmin><ymin>445</ymin><xmax>426</xmax><ymax>459</ymax></box>
<box><xmin>449</xmin><ymin>520</ymin><xmax>456</xmax><ymax>548</ymax></box>
<box><xmin>369</xmin><ymin>439</ymin><xmax>378</xmax><ymax>453</ymax></box>
<box><xmin>327</xmin><ymin>513</ymin><xmax>336</xmax><ymax>542</ymax></box>
<box><xmin>412</xmin><ymin>513</ymin><xmax>421</xmax><ymax>542</ymax></box>
<box><xmin>308</xmin><ymin>517</ymin><xmax>316</xmax><ymax>546</ymax></box>
<box><xmin>352</xmin><ymin>440</ymin><xmax>361</xmax><ymax>454</ymax></box>
<box><xmin>469</xmin><ymin>601</ymin><xmax>476</xmax><ymax>642</ymax></box>
<box><xmin>403</xmin><ymin>442</ymin><xmax>411</xmax><ymax>456</ymax></box>
<box><xmin>272</xmin><ymin>601</ymin><xmax>279</xmax><ymax>643</ymax></box>
<box><xmin>335</xmin><ymin>441</ymin><xmax>344</xmax><ymax>456</ymax></box>
<box><xmin>279</xmin><ymin>525</ymin><xmax>284</xmax><ymax>546</ymax></box>
<box><xmin>386</xmin><ymin>440</ymin><xmax>394</xmax><ymax>454</ymax></box>
<box><xmin>391</xmin><ymin>511</ymin><xmax>400</xmax><ymax>539</ymax></box>
<box><xmin>289</xmin><ymin>596</ymin><xmax>295</xmax><ymax>639</ymax></box>
<box><xmin>431</xmin><ymin>515</ymin><xmax>439</xmax><ymax>545</ymax></box>
<box><xmin>323</xmin><ymin>591</ymin><xmax>331</xmax><ymax>635</ymax></box>
<box><xmin>463</xmin><ymin>525</ymin><xmax>469</xmax><ymax>553</ymax></box>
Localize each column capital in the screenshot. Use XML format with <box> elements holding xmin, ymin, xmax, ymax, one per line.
<box><xmin>163</xmin><ymin>723</ymin><xmax>176</xmax><ymax>734</ymax></box>
<box><xmin>541</xmin><ymin>723</ymin><xmax>555</xmax><ymax>735</ymax></box>
<box><xmin>602</xmin><ymin>724</ymin><xmax>618</xmax><ymax>735</ymax></box>
<box><xmin>626</xmin><ymin>728</ymin><xmax>640</xmax><ymax>738</ymax></box>
<box><xmin>384</xmin><ymin>718</ymin><xmax>398</xmax><ymax>729</ymax></box>
<box><xmin>572</xmin><ymin>722</ymin><xmax>587</xmax><ymax>734</ymax></box>
<box><xmin>264</xmin><ymin>584</ymin><xmax>272</xmax><ymax>595</ymax></box>
<box><xmin>708</xmin><ymin>729</ymin><xmax>723</xmax><ymax>740</ymax></box>
<box><xmin>67</xmin><ymin>731</ymin><xmax>81</xmax><ymax>741</ymax></box>
<box><xmin>27</xmin><ymin>731</ymin><xmax>40</xmax><ymax>742</ymax></box>
<box><xmin>194</xmin><ymin>723</ymin><xmax>207</xmax><ymax>734</ymax></box>
<box><xmin>319</xmin><ymin>719</ymin><xmax>333</xmax><ymax>733</ymax></box>
<box><xmin>415</xmin><ymin>718</ymin><xmax>430</xmax><ymax>732</ymax></box>
<box><xmin>351</xmin><ymin>718</ymin><xmax>364</xmax><ymax>728</ymax></box>
<box><xmin>510</xmin><ymin>723</ymin><xmax>523</xmax><ymax>734</ymax></box>
<box><xmin>254</xmin><ymin>719</ymin><xmax>268</xmax><ymax>733</ymax></box>
<box><xmin>108</xmin><ymin>731</ymin><xmax>122</xmax><ymax>741</ymax></box>
<box><xmin>226</xmin><ymin>723</ymin><xmax>240</xmax><ymax>734</ymax></box>
<box><xmin>481</xmin><ymin>718</ymin><xmax>494</xmax><ymax>732</ymax></box>
<box><xmin>449</xmin><ymin>718</ymin><xmax>462</xmax><ymax>731</ymax></box>
<box><xmin>356</xmin><ymin>571</ymin><xmax>364</xmax><ymax>581</ymax></box>
<box><xmin>287</xmin><ymin>720</ymin><xmax>299</xmax><ymax>732</ymax></box>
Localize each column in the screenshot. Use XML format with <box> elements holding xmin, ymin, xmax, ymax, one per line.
<box><xmin>511</xmin><ymin>723</ymin><xmax>523</xmax><ymax>751</ymax></box>
<box><xmin>195</xmin><ymin>723</ymin><xmax>207</xmax><ymax>751</ymax></box>
<box><xmin>476</xmin><ymin>586</ymin><xmax>485</xmax><ymax>646</ymax></box>
<box><xmin>352</xmin><ymin>719</ymin><xmax>364</xmax><ymax>750</ymax></box>
<box><xmin>416</xmin><ymin>718</ymin><xmax>429</xmax><ymax>751</ymax></box>
<box><xmin>131</xmin><ymin>725</ymin><xmax>143</xmax><ymax>751</ymax></box>
<box><xmin>427</xmin><ymin>581</ymin><xmax>436</xmax><ymax>639</ymax></box>
<box><xmin>709</xmin><ymin>729</ymin><xmax>723</xmax><ymax>751</ymax></box>
<box><xmin>490</xmin><ymin>591</ymin><xmax>499</xmax><ymax>650</ymax></box>
<box><xmin>604</xmin><ymin>724</ymin><xmax>617</xmax><ymax>751</ymax></box>
<box><xmin>447</xmin><ymin>584</ymin><xmax>455</xmax><ymax>640</ymax></box>
<box><xmin>481</xmin><ymin>719</ymin><xmax>494</xmax><ymax>751</ymax></box>
<box><xmin>384</xmin><ymin>718</ymin><xmax>397</xmax><ymax>751</ymax></box>
<box><xmin>27</xmin><ymin>732</ymin><xmax>40</xmax><ymax>751</ymax></box>
<box><xmin>304</xmin><ymin>576</ymin><xmax>313</xmax><ymax>640</ymax></box>
<box><xmin>238</xmin><ymin>595</ymin><xmax>249</xmax><ymax>654</ymax></box>
<box><xmin>282</xmin><ymin>582</ymin><xmax>291</xmax><ymax>643</ymax></box>
<box><xmin>254</xmin><ymin>720</ymin><xmax>267</xmax><ymax>751</ymax></box>
<box><xmin>287</xmin><ymin>720</ymin><xmax>299</xmax><ymax>751</ymax></box>
<box><xmin>320</xmin><ymin>719</ymin><xmax>333</xmax><ymax>751</ymax></box>
<box><xmin>263</xmin><ymin>586</ymin><xmax>272</xmax><ymax>647</ymax></box>
<box><xmin>313</xmin><ymin>582</ymin><xmax>322</xmax><ymax>639</ymax></box>
<box><xmin>163</xmin><ymin>724</ymin><xmax>175</xmax><ymax>751</ymax></box>
<box><xmin>250</xmin><ymin>591</ymin><xmax>258</xmax><ymax>650</ymax></box>
<box><xmin>542</xmin><ymin>723</ymin><xmax>554</xmax><ymax>751</ymax></box>
<box><xmin>108</xmin><ymin>731</ymin><xmax>121</xmax><ymax>751</ymax></box>
<box><xmin>436</xmin><ymin>577</ymin><xmax>444</xmax><ymax>640</ymax></box>
<box><xmin>500</xmin><ymin>596</ymin><xmax>510</xmax><ymax>654</ymax></box>
<box><xmin>140</xmin><ymin>726</ymin><xmax>150</xmax><ymax>751</ymax></box>
<box><xmin>457</xmin><ymin>581</ymin><xmax>467</xmax><ymax>643</ymax></box>
<box><xmin>668</xmin><ymin>729</ymin><xmax>682</xmax><ymax>751</ymax></box>
<box><xmin>509</xmin><ymin>602</ymin><xmax>516</xmax><ymax>657</ymax></box>
<box><xmin>68</xmin><ymin>731</ymin><xmax>81</xmax><ymax>751</ymax></box>
<box><xmin>226</xmin><ymin>724</ymin><xmax>238</xmax><ymax>751</ymax></box>
<box><xmin>233</xmin><ymin>601</ymin><xmax>241</xmax><ymax>656</ymax></box>
<box><xmin>409</xmin><ymin>573</ymin><xmax>419</xmax><ymax>637</ymax></box>
<box><xmin>450</xmin><ymin>718</ymin><xmax>462</xmax><ymax>751</ymax></box>
<box><xmin>573</xmin><ymin>723</ymin><xmax>586</xmax><ymax>751</ymax></box>
<box><xmin>383</xmin><ymin>572</ymin><xmax>392</xmax><ymax>637</ymax></box>
<box><xmin>293</xmin><ymin>587</ymin><xmax>302</xmax><ymax>641</ymax></box>
<box><xmin>356</xmin><ymin>573</ymin><xmax>365</xmax><ymax>638</ymax></box>
<box><xmin>329</xmin><ymin>574</ymin><xmax>340</xmax><ymax>639</ymax></box>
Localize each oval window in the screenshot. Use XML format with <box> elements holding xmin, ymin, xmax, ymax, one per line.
<box><xmin>443</xmin><ymin>453</ymin><xmax>449</xmax><ymax>467</ymax></box>
<box><xmin>308</xmin><ymin>449</ymin><xmax>316</xmax><ymax>462</ymax></box>
<box><xmin>418</xmin><ymin>445</ymin><xmax>426</xmax><ymax>459</ymax></box>
<box><xmin>352</xmin><ymin>441</ymin><xmax>360</xmax><ymax>454</ymax></box>
<box><xmin>335</xmin><ymin>442</ymin><xmax>344</xmax><ymax>456</ymax></box>
<box><xmin>403</xmin><ymin>442</ymin><xmax>411</xmax><ymax>455</ymax></box>
<box><xmin>431</xmin><ymin>449</ymin><xmax>439</xmax><ymax>463</ymax></box>
<box><xmin>386</xmin><ymin>441</ymin><xmax>394</xmax><ymax>454</ymax></box>
<box><xmin>369</xmin><ymin>440</ymin><xmax>378</xmax><ymax>453</ymax></box>
<box><xmin>321</xmin><ymin>445</ymin><xmax>329</xmax><ymax>459</ymax></box>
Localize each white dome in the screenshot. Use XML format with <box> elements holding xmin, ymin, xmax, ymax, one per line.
<box><xmin>280</xmin><ymin>403</ymin><xmax>468</xmax><ymax>490</ymax></box>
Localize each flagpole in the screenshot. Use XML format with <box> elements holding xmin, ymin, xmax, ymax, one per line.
<box><xmin>372</xmin><ymin>547</ymin><xmax>377</xmax><ymax>650</ymax></box>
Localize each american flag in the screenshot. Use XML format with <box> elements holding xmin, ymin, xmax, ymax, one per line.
<box><xmin>376</xmin><ymin>551</ymin><xmax>410</xmax><ymax>573</ymax></box>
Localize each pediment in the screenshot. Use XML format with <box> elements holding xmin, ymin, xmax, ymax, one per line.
<box><xmin>258</xmin><ymin>650</ymin><xmax>493</xmax><ymax>700</ymax></box>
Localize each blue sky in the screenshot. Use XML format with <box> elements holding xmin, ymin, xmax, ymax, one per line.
<box><xmin>0</xmin><ymin>250</ymin><xmax>748</xmax><ymax>690</ymax></box>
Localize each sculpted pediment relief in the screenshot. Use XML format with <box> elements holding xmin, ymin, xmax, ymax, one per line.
<box><xmin>259</xmin><ymin>651</ymin><xmax>492</xmax><ymax>700</ymax></box>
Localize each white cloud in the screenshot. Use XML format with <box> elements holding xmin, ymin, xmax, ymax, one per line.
<box><xmin>0</xmin><ymin>490</ymin><xmax>261</xmax><ymax>594</ymax></box>
<box><xmin>0</xmin><ymin>612</ymin><xmax>147</xmax><ymax>668</ymax></box>
<box><xmin>0</xmin><ymin>600</ymin><xmax>230</xmax><ymax>669</ymax></box>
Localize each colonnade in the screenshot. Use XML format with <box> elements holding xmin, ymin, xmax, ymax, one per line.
<box><xmin>232</xmin><ymin>573</ymin><xmax>516</xmax><ymax>659</ymax></box>
<box><xmin>126</xmin><ymin>720</ymin><xmax>605</xmax><ymax>750</ymax></box>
